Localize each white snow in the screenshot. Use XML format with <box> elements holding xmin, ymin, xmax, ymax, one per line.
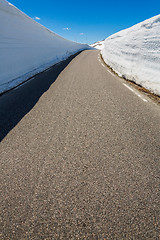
<box><xmin>102</xmin><ymin>15</ymin><xmax>160</xmax><ymax>96</ymax></box>
<box><xmin>91</xmin><ymin>40</ymin><xmax>105</xmax><ymax>50</ymax></box>
<box><xmin>0</xmin><ymin>0</ymin><xmax>90</xmax><ymax>94</ymax></box>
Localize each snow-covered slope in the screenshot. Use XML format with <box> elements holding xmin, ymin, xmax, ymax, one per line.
<box><xmin>0</xmin><ymin>0</ymin><xmax>90</xmax><ymax>94</ymax></box>
<box><xmin>90</xmin><ymin>40</ymin><xmax>104</xmax><ymax>50</ymax></box>
<box><xmin>102</xmin><ymin>15</ymin><xmax>160</xmax><ymax>95</ymax></box>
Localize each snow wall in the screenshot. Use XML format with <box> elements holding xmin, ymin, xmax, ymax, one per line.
<box><xmin>0</xmin><ymin>0</ymin><xmax>90</xmax><ymax>94</ymax></box>
<box><xmin>102</xmin><ymin>15</ymin><xmax>160</xmax><ymax>96</ymax></box>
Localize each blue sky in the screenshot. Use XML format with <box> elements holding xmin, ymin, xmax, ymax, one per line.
<box><xmin>9</xmin><ymin>0</ymin><xmax>160</xmax><ymax>44</ymax></box>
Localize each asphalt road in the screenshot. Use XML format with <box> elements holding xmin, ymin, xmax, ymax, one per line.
<box><xmin>0</xmin><ymin>50</ymin><xmax>160</xmax><ymax>239</ymax></box>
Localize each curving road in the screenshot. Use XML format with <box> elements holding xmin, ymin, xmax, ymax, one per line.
<box><xmin>0</xmin><ymin>50</ymin><xmax>160</xmax><ymax>239</ymax></box>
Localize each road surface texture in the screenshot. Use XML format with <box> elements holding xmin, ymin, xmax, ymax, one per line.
<box><xmin>0</xmin><ymin>50</ymin><xmax>160</xmax><ymax>239</ymax></box>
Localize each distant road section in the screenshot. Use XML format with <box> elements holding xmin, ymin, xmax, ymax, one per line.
<box><xmin>0</xmin><ymin>50</ymin><xmax>160</xmax><ymax>239</ymax></box>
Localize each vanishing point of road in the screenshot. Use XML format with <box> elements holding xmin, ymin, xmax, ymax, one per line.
<box><xmin>0</xmin><ymin>50</ymin><xmax>160</xmax><ymax>239</ymax></box>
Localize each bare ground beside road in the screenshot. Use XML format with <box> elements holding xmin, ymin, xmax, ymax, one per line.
<box><xmin>0</xmin><ymin>50</ymin><xmax>160</xmax><ymax>239</ymax></box>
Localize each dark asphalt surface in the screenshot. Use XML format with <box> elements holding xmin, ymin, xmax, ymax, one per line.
<box><xmin>0</xmin><ymin>50</ymin><xmax>160</xmax><ymax>239</ymax></box>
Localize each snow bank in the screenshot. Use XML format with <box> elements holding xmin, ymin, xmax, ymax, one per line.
<box><xmin>0</xmin><ymin>0</ymin><xmax>90</xmax><ymax>94</ymax></box>
<box><xmin>102</xmin><ymin>15</ymin><xmax>160</xmax><ymax>95</ymax></box>
<box><xmin>90</xmin><ymin>40</ymin><xmax>104</xmax><ymax>50</ymax></box>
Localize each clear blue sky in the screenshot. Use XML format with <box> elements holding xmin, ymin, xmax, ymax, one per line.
<box><xmin>9</xmin><ymin>0</ymin><xmax>160</xmax><ymax>44</ymax></box>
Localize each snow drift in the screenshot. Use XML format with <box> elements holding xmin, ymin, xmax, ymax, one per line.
<box><xmin>90</xmin><ymin>40</ymin><xmax>104</xmax><ymax>50</ymax></box>
<box><xmin>102</xmin><ymin>15</ymin><xmax>160</xmax><ymax>95</ymax></box>
<box><xmin>0</xmin><ymin>0</ymin><xmax>90</xmax><ymax>94</ymax></box>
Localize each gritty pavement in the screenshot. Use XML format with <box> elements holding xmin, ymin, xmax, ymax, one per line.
<box><xmin>0</xmin><ymin>50</ymin><xmax>160</xmax><ymax>239</ymax></box>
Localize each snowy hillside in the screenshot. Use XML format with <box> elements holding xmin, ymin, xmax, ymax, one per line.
<box><xmin>102</xmin><ymin>15</ymin><xmax>160</xmax><ymax>96</ymax></box>
<box><xmin>0</xmin><ymin>0</ymin><xmax>90</xmax><ymax>94</ymax></box>
<box><xmin>91</xmin><ymin>40</ymin><xmax>104</xmax><ymax>50</ymax></box>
